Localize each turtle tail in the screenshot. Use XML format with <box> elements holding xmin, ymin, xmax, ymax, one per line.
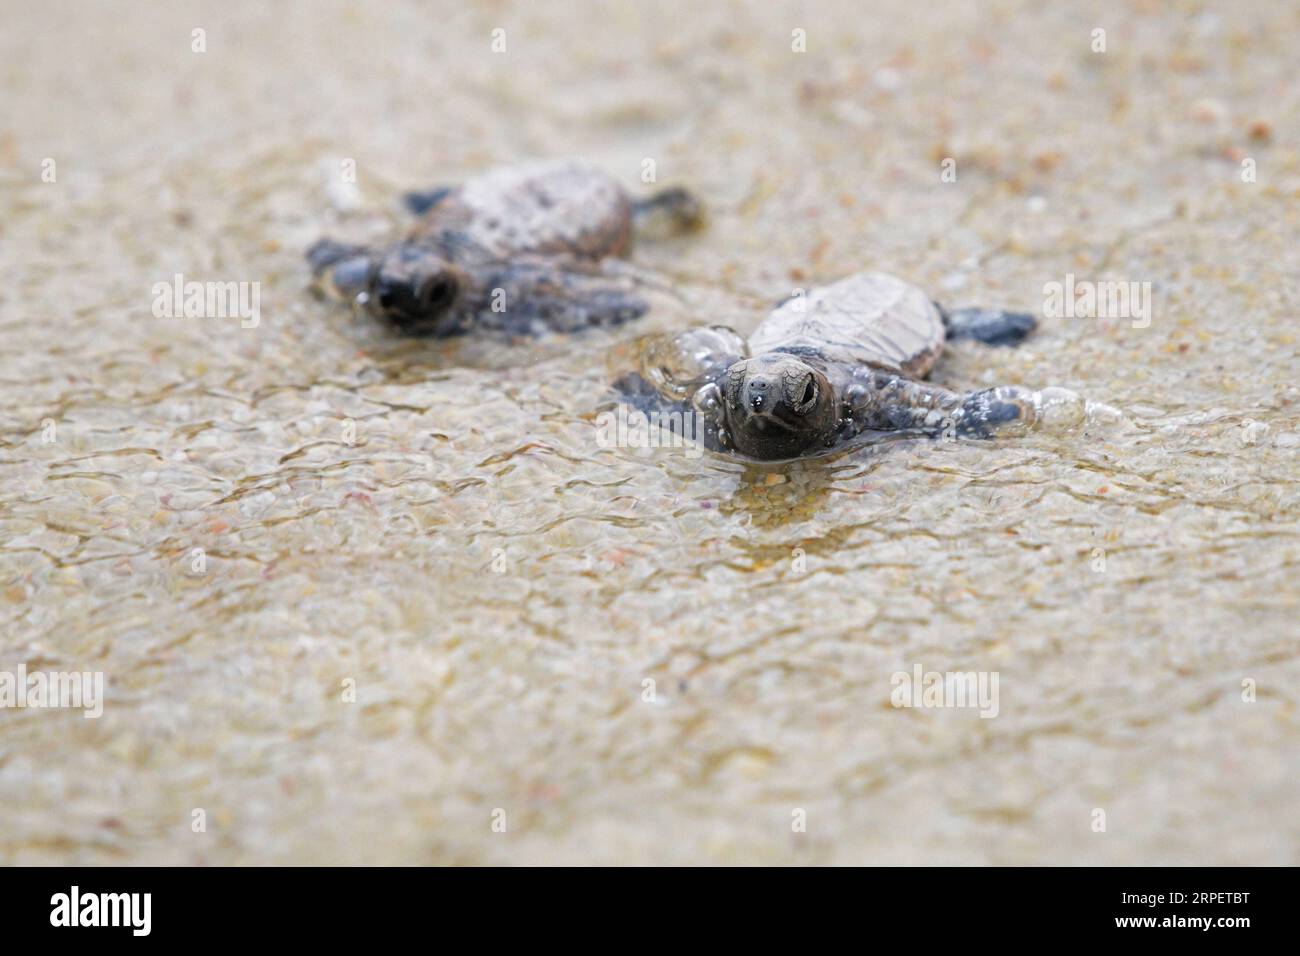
<box><xmin>937</xmin><ymin>304</ymin><xmax>1037</xmax><ymax>346</ymax></box>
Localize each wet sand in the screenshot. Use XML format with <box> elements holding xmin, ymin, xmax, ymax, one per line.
<box><xmin>1</xmin><ymin>0</ymin><xmax>1297</xmax><ymax>864</ymax></box>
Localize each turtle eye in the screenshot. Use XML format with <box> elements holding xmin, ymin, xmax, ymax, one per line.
<box><xmin>790</xmin><ymin>375</ymin><xmax>816</xmax><ymax>411</ymax></box>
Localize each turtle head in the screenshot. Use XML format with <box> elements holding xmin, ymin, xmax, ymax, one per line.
<box><xmin>308</xmin><ymin>239</ymin><xmax>466</xmax><ymax>335</ymax></box>
<box><xmin>720</xmin><ymin>353</ymin><xmax>837</xmax><ymax>460</ymax></box>
<box><xmin>364</xmin><ymin>243</ymin><xmax>466</xmax><ymax>335</ymax></box>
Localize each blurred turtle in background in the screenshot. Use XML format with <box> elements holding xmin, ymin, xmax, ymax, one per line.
<box><xmin>308</xmin><ymin>160</ymin><xmax>702</xmax><ymax>337</ymax></box>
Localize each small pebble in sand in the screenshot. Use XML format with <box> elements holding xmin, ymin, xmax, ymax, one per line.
<box><xmin>1032</xmin><ymin>150</ymin><xmax>1062</xmax><ymax>173</ymax></box>
<box><xmin>873</xmin><ymin>68</ymin><xmax>903</xmax><ymax>92</ymax></box>
<box><xmin>1191</xmin><ymin>98</ymin><xmax>1227</xmax><ymax>125</ymax></box>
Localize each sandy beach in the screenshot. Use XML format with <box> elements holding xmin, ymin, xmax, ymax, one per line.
<box><xmin>1</xmin><ymin>0</ymin><xmax>1297</xmax><ymax>864</ymax></box>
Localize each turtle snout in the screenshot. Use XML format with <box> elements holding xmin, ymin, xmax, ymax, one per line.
<box><xmin>373</xmin><ymin>274</ymin><xmax>418</xmax><ymax>315</ymax></box>
<box><xmin>370</xmin><ymin>270</ymin><xmax>461</xmax><ymax>332</ymax></box>
<box><xmin>745</xmin><ymin>378</ymin><xmax>771</xmax><ymax>412</ymax></box>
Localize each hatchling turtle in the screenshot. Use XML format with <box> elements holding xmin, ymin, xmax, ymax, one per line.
<box><xmin>307</xmin><ymin>160</ymin><xmax>702</xmax><ymax>336</ymax></box>
<box><xmin>615</xmin><ymin>271</ymin><xmax>1088</xmax><ymax>461</ymax></box>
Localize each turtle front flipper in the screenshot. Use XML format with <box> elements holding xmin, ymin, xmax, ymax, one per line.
<box><xmin>840</xmin><ymin>371</ymin><xmax>961</xmax><ymax>437</ymax></box>
<box><xmin>960</xmin><ymin>385</ymin><xmax>1119</xmax><ymax>435</ymax></box>
<box><xmin>610</xmin><ymin>371</ymin><xmax>728</xmax><ymax>455</ymax></box>
<box><xmin>306</xmin><ymin>239</ymin><xmax>375</xmax><ymax>301</ymax></box>
<box><xmin>841</xmin><ymin>370</ymin><xmax>1037</xmax><ymax>440</ymax></box>
<box><xmin>607</xmin><ymin>326</ymin><xmax>745</xmax><ymax>455</ymax></box>
<box><xmin>845</xmin><ymin>370</ymin><xmax>1095</xmax><ymax>440</ymax></box>
<box><xmin>470</xmin><ymin>257</ymin><xmax>652</xmax><ymax>336</ymax></box>
<box><xmin>952</xmin><ymin>385</ymin><xmax>1037</xmax><ymax>437</ymax></box>
<box><xmin>938</xmin><ymin>304</ymin><xmax>1037</xmax><ymax>346</ymax></box>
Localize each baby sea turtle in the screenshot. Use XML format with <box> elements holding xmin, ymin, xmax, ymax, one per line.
<box><xmin>616</xmin><ymin>271</ymin><xmax>1092</xmax><ymax>461</ymax></box>
<box><xmin>307</xmin><ymin>160</ymin><xmax>702</xmax><ymax>336</ymax></box>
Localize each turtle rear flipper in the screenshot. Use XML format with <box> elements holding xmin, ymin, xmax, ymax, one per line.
<box><xmin>939</xmin><ymin>305</ymin><xmax>1037</xmax><ymax>346</ymax></box>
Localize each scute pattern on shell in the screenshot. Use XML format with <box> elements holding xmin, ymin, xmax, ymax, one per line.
<box><xmin>416</xmin><ymin>160</ymin><xmax>633</xmax><ymax>261</ymax></box>
<box><xmin>748</xmin><ymin>272</ymin><xmax>946</xmax><ymax>378</ymax></box>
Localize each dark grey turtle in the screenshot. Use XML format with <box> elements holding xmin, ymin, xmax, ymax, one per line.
<box><xmin>307</xmin><ymin>160</ymin><xmax>702</xmax><ymax>336</ymax></box>
<box><xmin>616</xmin><ymin>271</ymin><xmax>1063</xmax><ymax>461</ymax></box>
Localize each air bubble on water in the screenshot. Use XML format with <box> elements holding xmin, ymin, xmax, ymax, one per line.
<box><xmin>1084</xmin><ymin>400</ymin><xmax>1128</xmax><ymax>429</ymax></box>
<box><xmin>873</xmin><ymin>68</ymin><xmax>903</xmax><ymax>92</ymax></box>
<box><xmin>1033</xmin><ymin>387</ymin><xmax>1087</xmax><ymax>429</ymax></box>
<box><xmin>239</xmin><ymin>490</ymin><xmax>278</xmax><ymax>519</ymax></box>
<box><xmin>1028</xmin><ymin>387</ymin><xmax>1129</xmax><ymax>432</ymax></box>
<box><xmin>642</xmin><ymin>326</ymin><xmax>745</xmax><ymax>399</ymax></box>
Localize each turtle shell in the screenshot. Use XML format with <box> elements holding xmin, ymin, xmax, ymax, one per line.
<box><xmin>747</xmin><ymin>272</ymin><xmax>945</xmax><ymax>378</ymax></box>
<box><xmin>413</xmin><ymin>160</ymin><xmax>632</xmax><ymax>261</ymax></box>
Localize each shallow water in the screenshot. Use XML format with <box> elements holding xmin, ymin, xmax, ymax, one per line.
<box><xmin>1</xmin><ymin>0</ymin><xmax>1298</xmax><ymax>864</ymax></box>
